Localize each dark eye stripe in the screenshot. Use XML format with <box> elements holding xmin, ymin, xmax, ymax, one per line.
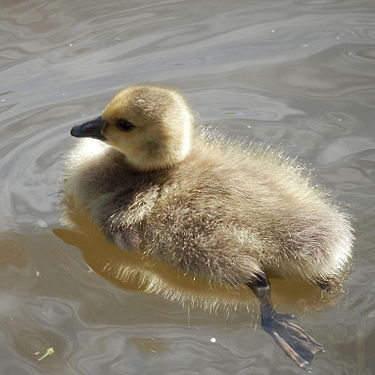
<box><xmin>116</xmin><ymin>119</ymin><xmax>135</xmax><ymax>131</ymax></box>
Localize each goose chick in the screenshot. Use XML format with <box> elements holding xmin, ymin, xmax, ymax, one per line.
<box><xmin>65</xmin><ymin>85</ymin><xmax>353</xmax><ymax>369</ymax></box>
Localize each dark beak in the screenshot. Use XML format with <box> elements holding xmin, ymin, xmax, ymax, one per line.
<box><xmin>70</xmin><ymin>116</ymin><xmax>107</xmax><ymax>141</ymax></box>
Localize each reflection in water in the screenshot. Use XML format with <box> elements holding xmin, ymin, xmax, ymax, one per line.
<box><xmin>55</xmin><ymin>198</ymin><xmax>341</xmax><ymax>317</ymax></box>
<box><xmin>0</xmin><ymin>236</ymin><xmax>28</xmax><ymax>272</ymax></box>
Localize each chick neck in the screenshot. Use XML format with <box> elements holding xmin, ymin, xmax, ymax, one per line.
<box><xmin>115</xmin><ymin>129</ymin><xmax>193</xmax><ymax>172</ymax></box>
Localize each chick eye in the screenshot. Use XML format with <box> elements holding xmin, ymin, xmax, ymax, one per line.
<box><xmin>116</xmin><ymin>119</ymin><xmax>135</xmax><ymax>132</ymax></box>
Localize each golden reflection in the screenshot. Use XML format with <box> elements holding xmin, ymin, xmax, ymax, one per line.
<box><xmin>0</xmin><ymin>236</ymin><xmax>28</xmax><ymax>271</ymax></box>
<box><xmin>54</xmin><ymin>198</ymin><xmax>343</xmax><ymax>317</ymax></box>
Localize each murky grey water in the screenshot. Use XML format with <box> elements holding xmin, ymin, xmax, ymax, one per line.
<box><xmin>1</xmin><ymin>0</ymin><xmax>375</xmax><ymax>374</ymax></box>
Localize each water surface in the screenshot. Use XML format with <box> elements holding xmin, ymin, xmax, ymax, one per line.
<box><xmin>1</xmin><ymin>0</ymin><xmax>375</xmax><ymax>374</ymax></box>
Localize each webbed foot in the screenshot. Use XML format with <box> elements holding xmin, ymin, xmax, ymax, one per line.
<box><xmin>247</xmin><ymin>274</ymin><xmax>324</xmax><ymax>369</ymax></box>
<box><xmin>261</xmin><ymin>312</ymin><xmax>323</xmax><ymax>370</ymax></box>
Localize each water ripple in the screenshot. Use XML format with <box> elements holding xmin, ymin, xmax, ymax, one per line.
<box><xmin>0</xmin><ymin>0</ymin><xmax>374</xmax><ymax>374</ymax></box>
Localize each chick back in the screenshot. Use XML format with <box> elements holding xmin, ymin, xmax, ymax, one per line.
<box><xmin>66</xmin><ymin>138</ymin><xmax>353</xmax><ymax>286</ymax></box>
<box><xmin>137</xmin><ymin>140</ymin><xmax>353</xmax><ymax>285</ymax></box>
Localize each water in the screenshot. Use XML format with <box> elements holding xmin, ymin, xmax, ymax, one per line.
<box><xmin>1</xmin><ymin>0</ymin><xmax>375</xmax><ymax>374</ymax></box>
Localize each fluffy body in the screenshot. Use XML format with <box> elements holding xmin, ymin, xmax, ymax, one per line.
<box><xmin>64</xmin><ymin>85</ymin><xmax>354</xmax><ymax>369</ymax></box>
<box><xmin>65</xmin><ymin>111</ymin><xmax>353</xmax><ymax>287</ymax></box>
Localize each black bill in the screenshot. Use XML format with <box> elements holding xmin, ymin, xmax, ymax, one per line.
<box><xmin>70</xmin><ymin>116</ymin><xmax>107</xmax><ymax>141</ymax></box>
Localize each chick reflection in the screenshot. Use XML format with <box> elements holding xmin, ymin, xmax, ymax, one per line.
<box><xmin>60</xmin><ymin>85</ymin><xmax>352</xmax><ymax>369</ymax></box>
<box><xmin>56</xmin><ymin>199</ymin><xmax>339</xmax><ymax>313</ymax></box>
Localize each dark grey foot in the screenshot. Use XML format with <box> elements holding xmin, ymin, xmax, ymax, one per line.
<box><xmin>247</xmin><ymin>273</ymin><xmax>324</xmax><ymax>370</ymax></box>
<box><xmin>261</xmin><ymin>312</ymin><xmax>323</xmax><ymax>370</ymax></box>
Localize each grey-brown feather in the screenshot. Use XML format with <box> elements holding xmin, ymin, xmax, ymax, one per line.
<box><xmin>66</xmin><ymin>134</ymin><xmax>353</xmax><ymax>286</ymax></box>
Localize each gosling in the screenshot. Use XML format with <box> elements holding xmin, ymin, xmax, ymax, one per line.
<box><xmin>65</xmin><ymin>85</ymin><xmax>353</xmax><ymax>369</ymax></box>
